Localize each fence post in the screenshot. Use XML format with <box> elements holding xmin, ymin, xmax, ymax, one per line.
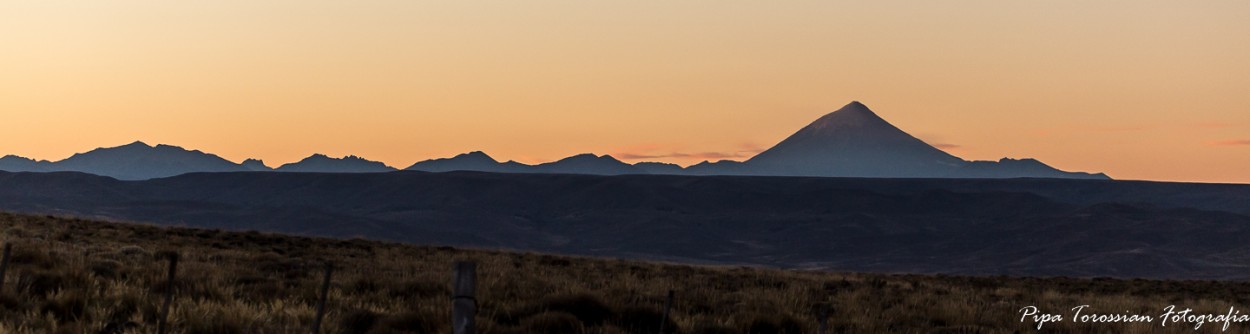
<box><xmin>311</xmin><ymin>262</ymin><xmax>334</xmax><ymax>334</ymax></box>
<box><xmin>157</xmin><ymin>252</ymin><xmax>179</xmax><ymax>334</ymax></box>
<box><xmin>818</xmin><ymin>303</ymin><xmax>830</xmax><ymax>334</ymax></box>
<box><xmin>0</xmin><ymin>243</ymin><xmax>11</xmax><ymax>293</ymax></box>
<box><xmin>659</xmin><ymin>290</ymin><xmax>674</xmax><ymax>334</ymax></box>
<box><xmin>452</xmin><ymin>261</ymin><xmax>477</xmax><ymax>334</ymax></box>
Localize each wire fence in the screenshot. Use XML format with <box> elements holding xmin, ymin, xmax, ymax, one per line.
<box><xmin>0</xmin><ymin>242</ymin><xmax>855</xmax><ymax>334</ymax></box>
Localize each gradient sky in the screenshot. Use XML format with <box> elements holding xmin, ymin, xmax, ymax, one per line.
<box><xmin>2</xmin><ymin>1</ymin><xmax>1248</xmax><ymax>183</ymax></box>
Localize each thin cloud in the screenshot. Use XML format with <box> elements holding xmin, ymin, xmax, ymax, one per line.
<box><xmin>616</xmin><ymin>152</ymin><xmax>675</xmax><ymax>159</ymax></box>
<box><xmin>617</xmin><ymin>151</ymin><xmax>750</xmax><ymax>160</ymax></box>
<box><xmin>1087</xmin><ymin>125</ymin><xmax>1149</xmax><ymax>132</ymax></box>
<box><xmin>1192</xmin><ymin>122</ymin><xmax>1237</xmax><ymax>129</ymax></box>
<box><xmin>612</xmin><ymin>142</ymin><xmax>766</xmax><ymax>161</ymax></box>
<box><xmin>689</xmin><ymin>151</ymin><xmax>751</xmax><ymax>159</ymax></box>
<box><xmin>1207</xmin><ymin>139</ymin><xmax>1250</xmax><ymax>147</ymax></box>
<box><xmin>917</xmin><ymin>134</ymin><xmax>962</xmax><ymax>151</ymax></box>
<box><xmin>613</xmin><ymin>143</ymin><xmax>666</xmax><ymax>152</ymax></box>
<box><xmin>736</xmin><ymin>142</ymin><xmax>766</xmax><ymax>154</ymax></box>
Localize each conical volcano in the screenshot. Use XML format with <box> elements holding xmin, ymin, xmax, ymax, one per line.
<box><xmin>745</xmin><ymin>101</ymin><xmax>965</xmax><ymax>177</ymax></box>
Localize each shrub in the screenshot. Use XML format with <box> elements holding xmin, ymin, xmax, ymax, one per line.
<box><xmin>117</xmin><ymin>245</ymin><xmax>148</xmax><ymax>257</ymax></box>
<box><xmin>39</xmin><ymin>292</ymin><xmax>87</xmax><ymax>322</ymax></box>
<box><xmin>614</xmin><ymin>306</ymin><xmax>676</xmax><ymax>334</ymax></box>
<box><xmin>375</xmin><ymin>311</ymin><xmax>440</xmax><ymax>334</ymax></box>
<box><xmin>742</xmin><ymin>313</ymin><xmax>804</xmax><ymax>334</ymax></box>
<box><xmin>89</xmin><ymin>259</ymin><xmax>123</xmax><ymax>279</ymax></box>
<box><xmin>338</xmin><ymin>308</ymin><xmax>380</xmax><ymax>334</ymax></box>
<box><xmin>540</xmin><ymin>293</ymin><xmax>614</xmax><ymax>326</ymax></box>
<box><xmin>522</xmin><ymin>311</ymin><xmax>582</xmax><ymax>333</ymax></box>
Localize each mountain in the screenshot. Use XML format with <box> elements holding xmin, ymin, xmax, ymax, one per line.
<box><xmin>240</xmin><ymin>159</ymin><xmax>272</xmax><ymax>171</ymax></box>
<box><xmin>746</xmin><ymin>101</ymin><xmax>964</xmax><ymax>177</ymax></box>
<box><xmin>275</xmin><ymin>154</ymin><xmax>396</xmax><ymax>173</ymax></box>
<box><xmin>531</xmin><ymin>154</ymin><xmax>644</xmax><ymax>175</ymax></box>
<box><xmin>742</xmin><ymin>102</ymin><xmax>1107</xmax><ymax>179</ymax></box>
<box><xmin>684</xmin><ymin>160</ymin><xmax>749</xmax><ymax>175</ymax></box>
<box><xmin>0</xmin><ymin>101</ymin><xmax>1110</xmax><ymax>180</ymax></box>
<box><xmin>959</xmin><ymin>158</ymin><xmax>1108</xmax><ymax>179</ymax></box>
<box><xmin>406</xmin><ymin>151</ymin><xmax>522</xmax><ymax>173</ymax></box>
<box><xmin>0</xmin><ymin>142</ymin><xmax>399</xmax><ymax>178</ymax></box>
<box><xmin>0</xmin><ymin>155</ymin><xmax>54</xmax><ymax>172</ymax></box>
<box><xmin>408</xmin><ymin>151</ymin><xmax>659</xmax><ymax>176</ymax></box>
<box><xmin>45</xmin><ymin>141</ymin><xmax>250</xmax><ymax>180</ymax></box>
<box><xmin>2</xmin><ymin>170</ymin><xmax>1247</xmax><ymax>279</ymax></box>
<box><xmin>633</xmin><ymin>162</ymin><xmax>685</xmax><ymax>175</ymax></box>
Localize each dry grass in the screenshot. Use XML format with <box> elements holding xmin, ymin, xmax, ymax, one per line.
<box><xmin>1</xmin><ymin>212</ymin><xmax>1249</xmax><ymax>333</ymax></box>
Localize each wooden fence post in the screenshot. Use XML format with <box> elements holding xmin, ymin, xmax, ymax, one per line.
<box><xmin>659</xmin><ymin>290</ymin><xmax>674</xmax><ymax>334</ymax></box>
<box><xmin>311</xmin><ymin>262</ymin><xmax>334</xmax><ymax>334</ymax></box>
<box><xmin>818</xmin><ymin>303</ymin><xmax>830</xmax><ymax>334</ymax></box>
<box><xmin>0</xmin><ymin>243</ymin><xmax>11</xmax><ymax>293</ymax></box>
<box><xmin>452</xmin><ymin>261</ymin><xmax>477</xmax><ymax>334</ymax></box>
<box><xmin>157</xmin><ymin>252</ymin><xmax>179</xmax><ymax>334</ymax></box>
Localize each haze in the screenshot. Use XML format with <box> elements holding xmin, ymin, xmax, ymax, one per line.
<box><xmin>2</xmin><ymin>1</ymin><xmax>1248</xmax><ymax>183</ymax></box>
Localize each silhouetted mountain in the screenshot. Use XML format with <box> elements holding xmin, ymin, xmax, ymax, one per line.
<box><xmin>2</xmin><ymin>170</ymin><xmax>1247</xmax><ymax>279</ymax></box>
<box><xmin>747</xmin><ymin>101</ymin><xmax>965</xmax><ymax>177</ymax></box>
<box><xmin>275</xmin><ymin>154</ymin><xmax>395</xmax><ymax>173</ymax></box>
<box><xmin>500</xmin><ymin>160</ymin><xmax>532</xmax><ymax>171</ymax></box>
<box><xmin>959</xmin><ymin>158</ymin><xmax>1108</xmax><ymax>179</ymax></box>
<box><xmin>0</xmin><ymin>155</ymin><xmax>54</xmax><ymax>172</ymax></box>
<box><xmin>405</xmin><ymin>151</ymin><xmax>523</xmax><ymax>173</ymax></box>
<box><xmin>685</xmin><ymin>160</ymin><xmax>749</xmax><ymax>175</ymax></box>
<box><xmin>0</xmin><ymin>101</ymin><xmax>1110</xmax><ymax>180</ymax></box>
<box><xmin>633</xmin><ymin>162</ymin><xmax>684</xmax><ymax>175</ymax></box>
<box><xmin>241</xmin><ymin>159</ymin><xmax>272</xmax><ymax>171</ymax></box>
<box><xmin>531</xmin><ymin>154</ymin><xmax>644</xmax><ymax>175</ymax></box>
<box><xmin>408</xmin><ymin>152</ymin><xmax>650</xmax><ymax>175</ymax></box>
<box><xmin>24</xmin><ymin>141</ymin><xmax>250</xmax><ymax>180</ymax></box>
<box><xmin>743</xmin><ymin>102</ymin><xmax>1107</xmax><ymax>179</ymax></box>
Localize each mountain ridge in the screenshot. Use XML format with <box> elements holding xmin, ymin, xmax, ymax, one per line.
<box><xmin>275</xmin><ymin>154</ymin><xmax>396</xmax><ymax>173</ymax></box>
<box><xmin>0</xmin><ymin>102</ymin><xmax>1109</xmax><ymax>180</ymax></box>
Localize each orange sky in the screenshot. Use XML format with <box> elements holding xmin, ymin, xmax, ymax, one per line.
<box><xmin>2</xmin><ymin>1</ymin><xmax>1248</xmax><ymax>183</ymax></box>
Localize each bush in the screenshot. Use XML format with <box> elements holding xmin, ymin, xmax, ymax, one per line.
<box><xmin>375</xmin><ymin>311</ymin><xmax>440</xmax><ymax>334</ymax></box>
<box><xmin>39</xmin><ymin>292</ymin><xmax>87</xmax><ymax>322</ymax></box>
<box><xmin>522</xmin><ymin>312</ymin><xmax>582</xmax><ymax>333</ymax></box>
<box><xmin>117</xmin><ymin>245</ymin><xmax>148</xmax><ymax>257</ymax></box>
<box><xmin>386</xmin><ymin>280</ymin><xmax>446</xmax><ymax>299</ymax></box>
<box><xmin>89</xmin><ymin>259</ymin><xmax>123</xmax><ymax>279</ymax></box>
<box><xmin>690</xmin><ymin>322</ymin><xmax>736</xmax><ymax>334</ymax></box>
<box><xmin>541</xmin><ymin>293</ymin><xmax>614</xmax><ymax>326</ymax></box>
<box><xmin>742</xmin><ymin>313</ymin><xmax>804</xmax><ymax>334</ymax></box>
<box><xmin>338</xmin><ymin>308</ymin><xmax>380</xmax><ymax>334</ymax></box>
<box><xmin>614</xmin><ymin>306</ymin><xmax>676</xmax><ymax>334</ymax></box>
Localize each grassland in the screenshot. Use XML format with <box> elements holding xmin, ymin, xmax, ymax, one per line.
<box><xmin>1</xmin><ymin>212</ymin><xmax>1249</xmax><ymax>333</ymax></box>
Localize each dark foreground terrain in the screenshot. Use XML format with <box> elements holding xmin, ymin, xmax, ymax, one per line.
<box><xmin>1</xmin><ymin>171</ymin><xmax>1249</xmax><ymax>279</ymax></box>
<box><xmin>3</xmin><ymin>213</ymin><xmax>1250</xmax><ymax>333</ymax></box>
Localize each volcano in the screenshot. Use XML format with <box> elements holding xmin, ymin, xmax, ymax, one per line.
<box><xmin>742</xmin><ymin>101</ymin><xmax>1107</xmax><ymax>179</ymax></box>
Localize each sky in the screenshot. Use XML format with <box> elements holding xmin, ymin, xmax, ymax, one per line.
<box><xmin>2</xmin><ymin>1</ymin><xmax>1248</xmax><ymax>183</ymax></box>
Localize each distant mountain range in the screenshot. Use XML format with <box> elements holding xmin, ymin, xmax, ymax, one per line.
<box><xmin>0</xmin><ymin>141</ymin><xmax>398</xmax><ymax>180</ymax></box>
<box><xmin>275</xmin><ymin>154</ymin><xmax>396</xmax><ymax>173</ymax></box>
<box><xmin>1</xmin><ymin>101</ymin><xmax>1108</xmax><ymax>180</ymax></box>
<box><xmin>0</xmin><ymin>141</ymin><xmax>248</xmax><ymax>180</ymax></box>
